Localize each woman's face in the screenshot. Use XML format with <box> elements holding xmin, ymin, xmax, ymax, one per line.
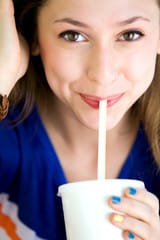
<box><xmin>33</xmin><ymin>0</ymin><xmax>160</xmax><ymax>130</ymax></box>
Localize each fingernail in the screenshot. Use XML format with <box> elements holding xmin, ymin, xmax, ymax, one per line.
<box><xmin>113</xmin><ymin>214</ymin><xmax>124</xmax><ymax>223</ymax></box>
<box><xmin>129</xmin><ymin>187</ymin><xmax>137</xmax><ymax>195</ymax></box>
<box><xmin>112</xmin><ymin>196</ymin><xmax>121</xmax><ymax>204</ymax></box>
<box><xmin>128</xmin><ymin>232</ymin><xmax>135</xmax><ymax>239</ymax></box>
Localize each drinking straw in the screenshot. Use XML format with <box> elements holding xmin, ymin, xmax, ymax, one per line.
<box><xmin>97</xmin><ymin>100</ymin><xmax>107</xmax><ymax>179</ymax></box>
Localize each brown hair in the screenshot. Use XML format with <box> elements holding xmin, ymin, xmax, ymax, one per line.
<box><xmin>12</xmin><ymin>0</ymin><xmax>160</xmax><ymax>165</ymax></box>
<box><xmin>11</xmin><ymin>0</ymin><xmax>49</xmax><ymax>119</ymax></box>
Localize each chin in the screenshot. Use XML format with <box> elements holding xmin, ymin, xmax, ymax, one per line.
<box><xmin>77</xmin><ymin>116</ymin><xmax>99</xmax><ymax>131</ymax></box>
<box><xmin>81</xmin><ymin>119</ymin><xmax>118</xmax><ymax>131</ymax></box>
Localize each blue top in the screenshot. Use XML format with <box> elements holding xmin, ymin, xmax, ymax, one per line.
<box><xmin>0</xmin><ymin>106</ymin><xmax>159</xmax><ymax>240</ymax></box>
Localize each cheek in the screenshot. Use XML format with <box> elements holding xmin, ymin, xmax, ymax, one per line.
<box><xmin>127</xmin><ymin>50</ymin><xmax>157</xmax><ymax>88</ymax></box>
<box><xmin>121</xmin><ymin>48</ymin><xmax>157</xmax><ymax>103</ymax></box>
<box><xmin>40</xmin><ymin>46</ymin><xmax>84</xmax><ymax>85</ymax></box>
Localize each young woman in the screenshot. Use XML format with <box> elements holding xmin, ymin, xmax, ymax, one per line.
<box><xmin>0</xmin><ymin>0</ymin><xmax>160</xmax><ymax>239</ymax></box>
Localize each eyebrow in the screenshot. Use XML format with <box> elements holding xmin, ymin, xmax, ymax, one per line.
<box><xmin>53</xmin><ymin>16</ymin><xmax>150</xmax><ymax>28</ymax></box>
<box><xmin>53</xmin><ymin>18</ymin><xmax>90</xmax><ymax>28</ymax></box>
<box><xmin>118</xmin><ymin>16</ymin><xmax>151</xmax><ymax>26</ymax></box>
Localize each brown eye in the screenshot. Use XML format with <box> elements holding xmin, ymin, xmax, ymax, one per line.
<box><xmin>59</xmin><ymin>31</ymin><xmax>86</xmax><ymax>42</ymax></box>
<box><xmin>119</xmin><ymin>31</ymin><xmax>144</xmax><ymax>41</ymax></box>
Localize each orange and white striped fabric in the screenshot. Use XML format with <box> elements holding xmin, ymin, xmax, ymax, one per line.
<box><xmin>0</xmin><ymin>194</ymin><xmax>45</xmax><ymax>240</ymax></box>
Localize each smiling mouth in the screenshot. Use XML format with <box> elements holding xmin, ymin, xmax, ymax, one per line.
<box><xmin>80</xmin><ymin>93</ymin><xmax>124</xmax><ymax>109</ymax></box>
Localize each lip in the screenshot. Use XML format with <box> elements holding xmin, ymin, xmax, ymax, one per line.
<box><xmin>80</xmin><ymin>93</ymin><xmax>124</xmax><ymax>109</ymax></box>
<box><xmin>107</xmin><ymin>93</ymin><xmax>125</xmax><ymax>107</ymax></box>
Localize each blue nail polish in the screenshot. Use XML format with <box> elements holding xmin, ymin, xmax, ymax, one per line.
<box><xmin>128</xmin><ymin>232</ymin><xmax>135</xmax><ymax>239</ymax></box>
<box><xmin>129</xmin><ymin>187</ymin><xmax>137</xmax><ymax>195</ymax></box>
<box><xmin>112</xmin><ymin>196</ymin><xmax>121</xmax><ymax>204</ymax></box>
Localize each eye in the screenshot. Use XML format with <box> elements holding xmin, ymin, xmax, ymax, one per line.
<box><xmin>118</xmin><ymin>30</ymin><xmax>144</xmax><ymax>42</ymax></box>
<box><xmin>59</xmin><ymin>30</ymin><xmax>86</xmax><ymax>42</ymax></box>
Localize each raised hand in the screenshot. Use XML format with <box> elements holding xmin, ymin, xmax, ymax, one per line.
<box><xmin>0</xmin><ymin>0</ymin><xmax>29</xmax><ymax>96</ymax></box>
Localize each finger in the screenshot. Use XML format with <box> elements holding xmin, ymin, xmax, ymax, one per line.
<box><xmin>124</xmin><ymin>188</ymin><xmax>159</xmax><ymax>214</ymax></box>
<box><xmin>108</xmin><ymin>196</ymin><xmax>159</xmax><ymax>225</ymax></box>
<box><xmin>110</xmin><ymin>213</ymin><xmax>153</xmax><ymax>240</ymax></box>
<box><xmin>123</xmin><ymin>230</ymin><xmax>142</xmax><ymax>240</ymax></box>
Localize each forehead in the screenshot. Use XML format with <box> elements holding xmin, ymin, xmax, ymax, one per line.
<box><xmin>42</xmin><ymin>0</ymin><xmax>159</xmax><ymax>23</ymax></box>
<box><xmin>44</xmin><ymin>0</ymin><xmax>158</xmax><ymax>11</ymax></box>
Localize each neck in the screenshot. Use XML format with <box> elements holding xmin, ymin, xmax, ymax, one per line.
<box><xmin>38</xmin><ymin>94</ymin><xmax>139</xmax><ymax>180</ymax></box>
<box><xmin>39</xmin><ymin>93</ymin><xmax>137</xmax><ymax>148</ymax></box>
<box><xmin>39</xmin><ymin>94</ymin><xmax>99</xmax><ymax>149</ymax></box>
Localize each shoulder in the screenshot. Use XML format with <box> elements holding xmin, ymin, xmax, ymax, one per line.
<box><xmin>122</xmin><ymin>123</ymin><xmax>160</xmax><ymax>199</ymax></box>
<box><xmin>133</xmin><ymin>125</ymin><xmax>160</xmax><ymax>198</ymax></box>
<box><xmin>0</xmin><ymin>105</ymin><xmax>38</xmax><ymax>191</ymax></box>
<box><xmin>0</xmin><ymin>110</ymin><xmax>20</xmax><ymax>160</ymax></box>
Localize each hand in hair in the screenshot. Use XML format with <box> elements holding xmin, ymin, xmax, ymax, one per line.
<box><xmin>0</xmin><ymin>0</ymin><xmax>29</xmax><ymax>96</ymax></box>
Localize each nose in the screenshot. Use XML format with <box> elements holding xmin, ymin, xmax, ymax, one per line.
<box><xmin>86</xmin><ymin>46</ymin><xmax>119</xmax><ymax>85</ymax></box>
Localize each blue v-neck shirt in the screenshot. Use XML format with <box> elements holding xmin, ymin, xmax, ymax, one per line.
<box><xmin>0</xmin><ymin>106</ymin><xmax>159</xmax><ymax>240</ymax></box>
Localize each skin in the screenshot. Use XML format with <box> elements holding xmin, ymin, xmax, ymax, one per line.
<box><xmin>34</xmin><ymin>0</ymin><xmax>160</xmax><ymax>130</ymax></box>
<box><xmin>32</xmin><ymin>0</ymin><xmax>160</xmax><ymax>182</ymax></box>
<box><xmin>34</xmin><ymin>0</ymin><xmax>160</xmax><ymax>238</ymax></box>
<box><xmin>0</xmin><ymin>0</ymin><xmax>29</xmax><ymax>95</ymax></box>
<box><xmin>0</xmin><ymin>0</ymin><xmax>160</xmax><ymax>239</ymax></box>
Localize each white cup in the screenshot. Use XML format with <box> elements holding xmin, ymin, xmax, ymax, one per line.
<box><xmin>58</xmin><ymin>179</ymin><xmax>144</xmax><ymax>240</ymax></box>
